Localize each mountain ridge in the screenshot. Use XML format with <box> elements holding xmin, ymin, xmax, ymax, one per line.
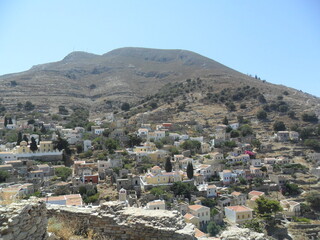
<box><xmin>0</xmin><ymin>47</ymin><xmax>319</xmax><ymax>121</ymax></box>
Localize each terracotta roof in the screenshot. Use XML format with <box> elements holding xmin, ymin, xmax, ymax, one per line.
<box><xmin>151</xmin><ymin>166</ymin><xmax>161</xmax><ymax>170</ymax></box>
<box><xmin>250</xmin><ymin>195</ymin><xmax>260</xmax><ymax>201</ymax></box>
<box><xmin>248</xmin><ymin>191</ymin><xmax>265</xmax><ymax>196</ymax></box>
<box><xmin>184</xmin><ymin>213</ymin><xmax>196</xmax><ymax>220</ymax></box>
<box><xmin>207</xmin><ymin>185</ymin><xmax>217</xmax><ymax>189</ymax></box>
<box><xmin>225</xmin><ymin>205</ymin><xmax>253</xmax><ymax>212</ymax></box>
<box><xmin>195</xmin><ymin>228</ymin><xmax>207</xmax><ymax>238</ymax></box>
<box><xmin>188</xmin><ymin>205</ymin><xmax>207</xmax><ymax>211</ymax></box>
<box><xmin>231</xmin><ymin>191</ymin><xmax>242</xmax><ymax>196</ymax></box>
<box><xmin>42</xmin><ymin>194</ymin><xmax>82</xmax><ymax>206</ymax></box>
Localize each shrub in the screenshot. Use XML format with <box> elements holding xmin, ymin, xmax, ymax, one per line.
<box><xmin>302</xmin><ymin>113</ymin><xmax>318</xmax><ymax>123</ymax></box>
<box><xmin>257</xmin><ymin>110</ymin><xmax>267</xmax><ymax>120</ymax></box>
<box><xmin>55</xmin><ymin>167</ymin><xmax>72</xmax><ymax>181</ymax></box>
<box><xmin>273</xmin><ymin>121</ymin><xmax>286</xmax><ymax>131</ymax></box>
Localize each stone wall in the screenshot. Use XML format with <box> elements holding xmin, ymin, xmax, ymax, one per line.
<box><xmin>0</xmin><ymin>199</ymin><xmax>195</xmax><ymax>240</ymax></box>
<box><xmin>47</xmin><ymin>201</ymin><xmax>195</xmax><ymax>240</ymax></box>
<box><xmin>0</xmin><ymin>199</ymin><xmax>47</xmax><ymax>240</ymax></box>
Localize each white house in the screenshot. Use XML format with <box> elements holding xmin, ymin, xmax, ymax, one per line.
<box><xmin>219</xmin><ymin>170</ymin><xmax>233</xmax><ymax>185</ymax></box>
<box><xmin>94</xmin><ymin>128</ymin><xmax>105</xmax><ymax>135</ymax></box>
<box><xmin>146</xmin><ymin>200</ymin><xmax>166</xmax><ymax>210</ymax></box>
<box><xmin>280</xmin><ymin>200</ymin><xmax>300</xmax><ymax>216</ymax></box>
<box><xmin>83</xmin><ymin>140</ymin><xmax>92</xmax><ymax>152</ymax></box>
<box><xmin>197</xmin><ymin>184</ymin><xmax>217</xmax><ymax>197</ymax></box>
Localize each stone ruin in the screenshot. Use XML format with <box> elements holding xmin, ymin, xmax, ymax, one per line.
<box><xmin>0</xmin><ymin>199</ymin><xmax>195</xmax><ymax>240</ymax></box>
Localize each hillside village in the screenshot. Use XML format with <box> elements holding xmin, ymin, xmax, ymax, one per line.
<box><xmin>1</xmin><ymin>105</ymin><xmax>320</xmax><ymax>240</ymax></box>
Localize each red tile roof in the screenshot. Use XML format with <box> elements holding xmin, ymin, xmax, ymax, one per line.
<box><xmin>225</xmin><ymin>205</ymin><xmax>253</xmax><ymax>212</ymax></box>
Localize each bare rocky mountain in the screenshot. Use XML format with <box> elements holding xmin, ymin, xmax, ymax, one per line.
<box><xmin>0</xmin><ymin>47</ymin><xmax>319</xmax><ymax>120</ymax></box>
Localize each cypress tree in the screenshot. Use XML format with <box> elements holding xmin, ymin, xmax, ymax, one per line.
<box><xmin>165</xmin><ymin>157</ymin><xmax>172</xmax><ymax>172</ymax></box>
<box><xmin>187</xmin><ymin>162</ymin><xmax>194</xmax><ymax>179</ymax></box>
<box><xmin>17</xmin><ymin>132</ymin><xmax>23</xmax><ymax>145</ymax></box>
<box><xmin>30</xmin><ymin>137</ymin><xmax>38</xmax><ymax>152</ymax></box>
<box><xmin>22</xmin><ymin>135</ymin><xmax>29</xmax><ymax>144</ymax></box>
<box><xmin>4</xmin><ymin>117</ymin><xmax>8</xmax><ymax>127</ymax></box>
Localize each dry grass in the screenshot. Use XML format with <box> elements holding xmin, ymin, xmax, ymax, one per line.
<box><xmin>48</xmin><ymin>217</ymin><xmax>113</xmax><ymax>240</ymax></box>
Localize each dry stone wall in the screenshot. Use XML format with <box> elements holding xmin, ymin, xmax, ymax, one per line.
<box><xmin>47</xmin><ymin>201</ymin><xmax>195</xmax><ymax>240</ymax></box>
<box><xmin>0</xmin><ymin>199</ymin><xmax>195</xmax><ymax>240</ymax></box>
<box><xmin>0</xmin><ymin>199</ymin><xmax>47</xmax><ymax>240</ymax></box>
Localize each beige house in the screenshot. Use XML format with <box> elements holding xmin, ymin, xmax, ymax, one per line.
<box><xmin>184</xmin><ymin>213</ymin><xmax>200</xmax><ymax>228</ymax></box>
<box><xmin>248</xmin><ymin>190</ymin><xmax>265</xmax><ymax>200</ymax></box>
<box><xmin>188</xmin><ymin>205</ymin><xmax>210</xmax><ymax>226</ymax></box>
<box><xmin>225</xmin><ymin>205</ymin><xmax>253</xmax><ymax>223</ymax></box>
<box><xmin>231</xmin><ymin>191</ymin><xmax>247</xmax><ymax>206</ymax></box>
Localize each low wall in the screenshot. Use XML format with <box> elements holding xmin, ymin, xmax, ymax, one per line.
<box><xmin>0</xmin><ymin>199</ymin><xmax>47</xmax><ymax>240</ymax></box>
<box><xmin>47</xmin><ymin>201</ymin><xmax>195</xmax><ymax>240</ymax></box>
<box><xmin>0</xmin><ymin>199</ymin><xmax>195</xmax><ymax>240</ymax></box>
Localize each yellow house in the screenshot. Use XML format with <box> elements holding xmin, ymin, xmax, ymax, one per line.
<box><xmin>39</xmin><ymin>141</ymin><xmax>54</xmax><ymax>152</ymax></box>
<box><xmin>145</xmin><ymin>166</ymin><xmax>182</xmax><ymax>185</ymax></box>
<box><xmin>16</xmin><ymin>141</ymin><xmax>31</xmax><ymax>154</ymax></box>
<box><xmin>224</xmin><ymin>205</ymin><xmax>253</xmax><ymax>223</ymax></box>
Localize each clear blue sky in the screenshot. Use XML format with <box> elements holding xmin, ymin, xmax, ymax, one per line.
<box><xmin>1</xmin><ymin>0</ymin><xmax>319</xmax><ymax>96</ymax></box>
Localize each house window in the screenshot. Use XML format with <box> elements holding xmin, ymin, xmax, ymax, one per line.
<box><xmin>238</xmin><ymin>215</ymin><xmax>240</xmax><ymax>219</ymax></box>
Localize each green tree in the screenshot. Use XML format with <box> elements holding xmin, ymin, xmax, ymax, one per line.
<box><xmin>40</xmin><ymin>125</ymin><xmax>47</xmax><ymax>134</ymax></box>
<box><xmin>222</xmin><ymin>116</ymin><xmax>229</xmax><ymax>125</ymax></box>
<box><xmin>58</xmin><ymin>105</ymin><xmax>69</xmax><ymax>115</ymax></box>
<box><xmin>4</xmin><ymin>116</ymin><xmax>8</xmax><ymax>127</ymax></box>
<box><xmin>55</xmin><ymin>167</ymin><xmax>72</xmax><ymax>181</ymax></box>
<box><xmin>304</xmin><ymin>139</ymin><xmax>320</xmax><ymax>151</ymax></box>
<box><xmin>256</xmin><ymin>110</ymin><xmax>267</xmax><ymax>120</ymax></box>
<box><xmin>150</xmin><ymin>186</ymin><xmax>165</xmax><ymax>197</ymax></box>
<box><xmin>121</xmin><ymin>102</ymin><xmax>130</xmax><ymax>111</ymax></box>
<box><xmin>181</xmin><ymin>140</ymin><xmax>201</xmax><ymax>154</ymax></box>
<box><xmin>306</xmin><ymin>192</ymin><xmax>320</xmax><ymax>211</ymax></box>
<box><xmin>239</xmin><ymin>124</ymin><xmax>253</xmax><ymax>137</ymax></box>
<box><xmin>255</xmin><ymin>196</ymin><xmax>282</xmax><ymax>217</ymax></box>
<box><xmin>288</xmin><ymin>111</ymin><xmax>295</xmax><ymax>119</ymax></box>
<box><xmin>165</xmin><ymin>157</ymin><xmax>172</xmax><ymax>172</ymax></box>
<box><xmin>30</xmin><ymin>137</ymin><xmax>38</xmax><ymax>152</ymax></box>
<box><xmin>170</xmin><ymin>181</ymin><xmax>197</xmax><ymax>200</ymax></box>
<box><xmin>104</xmin><ymin>138</ymin><xmax>119</xmax><ymax>154</ymax></box>
<box><xmin>22</xmin><ymin>135</ymin><xmax>29</xmax><ymax>144</ymax></box>
<box><xmin>251</xmin><ymin>139</ymin><xmax>261</xmax><ymax>149</ymax></box>
<box><xmin>283</xmin><ymin>182</ymin><xmax>301</xmax><ymax>196</ymax></box>
<box><xmin>127</xmin><ymin>134</ymin><xmax>142</xmax><ymax>148</ymax></box>
<box><xmin>53</xmin><ymin>137</ymin><xmax>71</xmax><ymax>155</ymax></box>
<box><xmin>0</xmin><ymin>170</ymin><xmax>9</xmax><ymax>183</ymax></box>
<box><xmin>17</xmin><ymin>132</ymin><xmax>23</xmax><ymax>145</ymax></box>
<box><xmin>155</xmin><ymin>141</ymin><xmax>164</xmax><ymax>149</ymax></box>
<box><xmin>24</xmin><ymin>101</ymin><xmax>35</xmax><ymax>111</ymax></box>
<box><xmin>302</xmin><ymin>112</ymin><xmax>318</xmax><ymax>123</ymax></box>
<box><xmin>187</xmin><ymin>162</ymin><xmax>194</xmax><ymax>179</ymax></box>
<box><xmin>207</xmin><ymin>221</ymin><xmax>221</xmax><ymax>236</ymax></box>
<box><xmin>273</xmin><ymin>121</ymin><xmax>286</xmax><ymax>131</ymax></box>
<box><xmin>230</xmin><ymin>130</ymin><xmax>240</xmax><ymax>138</ymax></box>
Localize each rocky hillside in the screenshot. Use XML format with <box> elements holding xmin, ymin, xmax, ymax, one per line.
<box><xmin>0</xmin><ymin>47</ymin><xmax>319</xmax><ymax>122</ymax></box>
